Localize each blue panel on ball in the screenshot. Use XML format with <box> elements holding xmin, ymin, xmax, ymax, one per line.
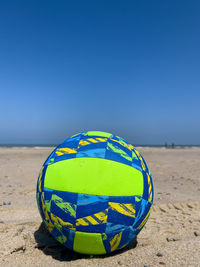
<box><xmin>77</xmin><ymin>194</ymin><xmax>108</xmax><ymax>206</ymax></box>
<box><xmin>107</xmin><ymin>208</ymin><xmax>135</xmax><ymax>227</ymax></box>
<box><xmin>62</xmin><ymin>228</ymin><xmax>75</xmax><ymax>250</ymax></box>
<box><xmin>105</xmin><ymin>150</ymin><xmax>132</xmax><ymax>166</ymax></box>
<box><xmin>76</xmin><ymin>200</ymin><xmax>109</xmax><ymax>219</ymax></box>
<box><xmin>76</xmin><ymin>223</ymin><xmax>107</xmax><ymax>233</ymax></box>
<box><xmin>76</xmin><ymin>148</ymin><xmax>106</xmax><ymax>158</ymax></box>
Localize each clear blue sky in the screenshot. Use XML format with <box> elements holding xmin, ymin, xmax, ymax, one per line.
<box><xmin>0</xmin><ymin>0</ymin><xmax>200</xmax><ymax>145</ymax></box>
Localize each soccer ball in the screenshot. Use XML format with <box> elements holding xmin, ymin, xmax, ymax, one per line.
<box><xmin>36</xmin><ymin>131</ymin><xmax>154</xmax><ymax>254</ymax></box>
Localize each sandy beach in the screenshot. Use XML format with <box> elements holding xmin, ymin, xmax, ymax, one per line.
<box><xmin>0</xmin><ymin>147</ymin><xmax>200</xmax><ymax>267</ymax></box>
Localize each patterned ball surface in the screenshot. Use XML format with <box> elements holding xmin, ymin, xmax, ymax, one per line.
<box><xmin>36</xmin><ymin>131</ymin><xmax>154</xmax><ymax>255</ymax></box>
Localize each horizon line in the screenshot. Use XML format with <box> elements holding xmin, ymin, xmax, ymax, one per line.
<box><xmin>1</xmin><ymin>143</ymin><xmax>200</xmax><ymax>147</ymax></box>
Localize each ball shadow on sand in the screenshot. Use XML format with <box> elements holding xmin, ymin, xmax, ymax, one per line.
<box><xmin>34</xmin><ymin>222</ymin><xmax>138</xmax><ymax>262</ymax></box>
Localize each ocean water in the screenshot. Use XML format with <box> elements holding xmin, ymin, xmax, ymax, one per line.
<box><xmin>0</xmin><ymin>144</ymin><xmax>56</xmax><ymax>149</ymax></box>
<box><xmin>0</xmin><ymin>144</ymin><xmax>199</xmax><ymax>149</ymax></box>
